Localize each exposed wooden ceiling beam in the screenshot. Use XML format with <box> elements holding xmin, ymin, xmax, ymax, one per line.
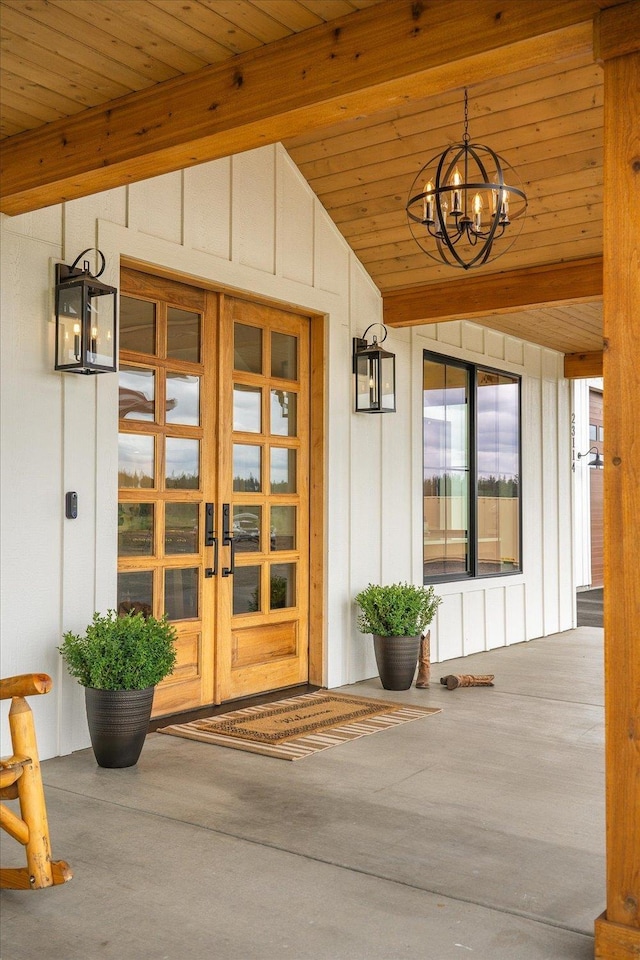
<box><xmin>383</xmin><ymin>257</ymin><xmax>603</xmax><ymax>326</ymax></box>
<box><xmin>595</xmin><ymin>0</ymin><xmax>640</xmax><ymax>60</ymax></box>
<box><xmin>564</xmin><ymin>350</ymin><xmax>604</xmax><ymax>377</ymax></box>
<box><xmin>0</xmin><ymin>0</ymin><xmax>598</xmax><ymax>215</ymax></box>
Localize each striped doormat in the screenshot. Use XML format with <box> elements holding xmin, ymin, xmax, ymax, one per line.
<box><xmin>158</xmin><ymin>690</ymin><xmax>441</xmax><ymax>761</ymax></box>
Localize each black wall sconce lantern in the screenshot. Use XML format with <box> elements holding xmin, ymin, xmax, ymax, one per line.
<box><xmin>353</xmin><ymin>323</ymin><xmax>396</xmax><ymax>413</ymax></box>
<box><xmin>577</xmin><ymin>446</ymin><xmax>603</xmax><ymax>468</ymax></box>
<box><xmin>55</xmin><ymin>248</ymin><xmax>117</xmax><ymax>374</ymax></box>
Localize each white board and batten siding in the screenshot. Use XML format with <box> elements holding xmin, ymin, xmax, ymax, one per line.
<box><xmin>1</xmin><ymin>144</ymin><xmax>574</xmax><ymax>759</ymax></box>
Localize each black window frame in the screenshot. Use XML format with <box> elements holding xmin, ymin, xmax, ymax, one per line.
<box><xmin>423</xmin><ymin>350</ymin><xmax>523</xmax><ymax>584</ymax></box>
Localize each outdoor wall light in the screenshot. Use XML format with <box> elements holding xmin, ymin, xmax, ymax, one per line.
<box><xmin>353</xmin><ymin>323</ymin><xmax>396</xmax><ymax>413</ymax></box>
<box><xmin>55</xmin><ymin>248</ymin><xmax>117</xmax><ymax>374</ymax></box>
<box><xmin>577</xmin><ymin>446</ymin><xmax>603</xmax><ymax>468</ymax></box>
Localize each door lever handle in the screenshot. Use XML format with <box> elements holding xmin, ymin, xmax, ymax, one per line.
<box><xmin>204</xmin><ymin>502</ymin><xmax>218</xmax><ymax>578</ymax></box>
<box><xmin>221</xmin><ymin>503</ymin><xmax>235</xmax><ymax>577</ymax></box>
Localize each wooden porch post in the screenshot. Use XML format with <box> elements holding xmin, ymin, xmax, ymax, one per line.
<box><xmin>594</xmin><ymin>3</ymin><xmax>640</xmax><ymax>957</ymax></box>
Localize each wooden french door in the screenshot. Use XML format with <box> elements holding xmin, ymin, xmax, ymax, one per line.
<box><xmin>117</xmin><ymin>271</ymin><xmax>310</xmax><ymax>716</ymax></box>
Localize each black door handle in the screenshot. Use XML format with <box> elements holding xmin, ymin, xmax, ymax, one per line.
<box><xmin>221</xmin><ymin>503</ymin><xmax>235</xmax><ymax>577</ymax></box>
<box><xmin>204</xmin><ymin>502</ymin><xmax>218</xmax><ymax>578</ymax></box>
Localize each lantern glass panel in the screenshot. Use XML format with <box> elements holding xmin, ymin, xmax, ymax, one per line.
<box><xmin>88</xmin><ymin>288</ymin><xmax>116</xmax><ymax>367</ymax></box>
<box><xmin>56</xmin><ymin>285</ymin><xmax>83</xmax><ymax>367</ymax></box>
<box><xmin>355</xmin><ymin>353</ymin><xmax>374</xmax><ymax>411</ymax></box>
<box><xmin>380</xmin><ymin>354</ymin><xmax>396</xmax><ymax>412</ymax></box>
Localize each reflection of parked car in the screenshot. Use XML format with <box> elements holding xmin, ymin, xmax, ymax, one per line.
<box><xmin>233</xmin><ymin>512</ymin><xmax>276</xmax><ymax>548</ymax></box>
<box><xmin>233</xmin><ymin>512</ymin><xmax>260</xmax><ymax>544</ymax></box>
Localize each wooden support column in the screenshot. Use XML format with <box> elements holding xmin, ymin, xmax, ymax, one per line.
<box><xmin>595</xmin><ymin>2</ymin><xmax>640</xmax><ymax>956</ymax></box>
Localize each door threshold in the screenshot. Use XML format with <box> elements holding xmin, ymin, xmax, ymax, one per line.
<box><xmin>148</xmin><ymin>684</ymin><xmax>321</xmax><ymax>732</ymax></box>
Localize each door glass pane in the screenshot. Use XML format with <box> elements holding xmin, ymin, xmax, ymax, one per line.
<box><xmin>233</xmin><ymin>444</ymin><xmax>262</xmax><ymax>492</ymax></box>
<box><xmin>233</xmin><ymin>385</ymin><xmax>262</xmax><ymax>433</ymax></box>
<box><xmin>117</xmin><ymin>571</ymin><xmax>153</xmax><ymax>618</ymax></box>
<box><xmin>270</xmin><ymin>506</ymin><xmax>295</xmax><ymax>551</ymax></box>
<box><xmin>233</xmin><ymin>565</ymin><xmax>261</xmax><ymax>615</ymax></box>
<box><xmin>165</xmin><ymin>503</ymin><xmax>199</xmax><ymax>554</ymax></box>
<box><xmin>166</xmin><ymin>374</ymin><xmax>200</xmax><ymax>426</ymax></box>
<box><xmin>118</xmin><ymin>503</ymin><xmax>154</xmax><ymax>556</ymax></box>
<box><xmin>423</xmin><ymin>359</ymin><xmax>470</xmax><ymax>577</ymax></box>
<box><xmin>270</xmin><ymin>448</ymin><xmax>296</xmax><ymax>493</ymax></box>
<box><xmin>165</xmin><ymin>568</ymin><xmax>198</xmax><ymax>620</ymax></box>
<box><xmin>234</xmin><ymin>323</ymin><xmax>262</xmax><ymax>374</ymax></box>
<box><xmin>270</xmin><ymin>390</ymin><xmax>297</xmax><ymax>436</ymax></box>
<box><xmin>477</xmin><ymin>369</ymin><xmax>520</xmax><ymax>574</ymax></box>
<box><xmin>119</xmin><ymin>367</ymin><xmax>155</xmax><ymax>421</ymax></box>
<box><xmin>120</xmin><ymin>296</ymin><xmax>156</xmax><ymax>355</ymax></box>
<box><xmin>119</xmin><ymin>434</ymin><xmax>154</xmax><ymax>488</ymax></box>
<box><xmin>271</xmin><ymin>332</ymin><xmax>297</xmax><ymax>380</ymax></box>
<box><xmin>166</xmin><ymin>438</ymin><xmax>199</xmax><ymax>489</ymax></box>
<box><xmin>167</xmin><ymin>307</ymin><xmax>200</xmax><ymax>363</ymax></box>
<box><xmin>270</xmin><ymin>563</ymin><xmax>296</xmax><ymax>609</ymax></box>
<box><xmin>233</xmin><ymin>506</ymin><xmax>261</xmax><ymax>553</ymax></box>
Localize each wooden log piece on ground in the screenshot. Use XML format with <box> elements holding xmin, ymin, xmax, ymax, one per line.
<box><xmin>415</xmin><ymin>631</ymin><xmax>431</xmax><ymax>688</ymax></box>
<box><xmin>440</xmin><ymin>674</ymin><xmax>495</xmax><ymax>690</ymax></box>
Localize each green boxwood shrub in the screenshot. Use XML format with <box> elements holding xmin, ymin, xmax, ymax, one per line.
<box><xmin>355</xmin><ymin>582</ymin><xmax>442</xmax><ymax>637</ymax></box>
<box><xmin>59</xmin><ymin>610</ymin><xmax>177</xmax><ymax>691</ymax></box>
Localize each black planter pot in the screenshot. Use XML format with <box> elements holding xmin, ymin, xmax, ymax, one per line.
<box><xmin>373</xmin><ymin>635</ymin><xmax>421</xmax><ymax>690</ymax></box>
<box><xmin>84</xmin><ymin>686</ymin><xmax>155</xmax><ymax>768</ymax></box>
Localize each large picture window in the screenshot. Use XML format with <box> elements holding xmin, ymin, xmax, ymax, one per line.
<box><xmin>423</xmin><ymin>352</ymin><xmax>521</xmax><ymax>581</ymax></box>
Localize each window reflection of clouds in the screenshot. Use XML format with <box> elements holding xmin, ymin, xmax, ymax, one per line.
<box><xmin>118</xmin><ymin>434</ymin><xmax>154</xmax><ymax>487</ymax></box>
<box><xmin>166</xmin><ymin>375</ymin><xmax>200</xmax><ymax>426</ymax></box>
<box><xmin>477</xmin><ymin>379</ymin><xmax>519</xmax><ymax>477</ymax></box>
<box><xmin>119</xmin><ymin>433</ymin><xmax>154</xmax><ymax>468</ymax></box>
<box><xmin>233</xmin><ymin>386</ymin><xmax>261</xmax><ymax>433</ymax></box>
<box><xmin>166</xmin><ymin>438</ymin><xmax>199</xmax><ymax>482</ymax></box>
<box><xmin>271</xmin><ymin>449</ymin><xmax>286</xmax><ymax>483</ymax></box>
<box><xmin>233</xmin><ymin>445</ymin><xmax>261</xmax><ymax>490</ymax></box>
<box><xmin>423</xmin><ymin>369</ymin><xmax>469</xmax><ymax>472</ymax></box>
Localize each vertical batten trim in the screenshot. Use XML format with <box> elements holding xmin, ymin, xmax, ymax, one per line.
<box><xmin>274</xmin><ymin>144</ymin><xmax>282</xmax><ymax>279</ymax></box>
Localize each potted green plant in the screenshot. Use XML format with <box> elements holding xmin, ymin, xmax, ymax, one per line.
<box><xmin>355</xmin><ymin>582</ymin><xmax>442</xmax><ymax>690</ymax></box>
<box><xmin>59</xmin><ymin>610</ymin><xmax>177</xmax><ymax>768</ymax></box>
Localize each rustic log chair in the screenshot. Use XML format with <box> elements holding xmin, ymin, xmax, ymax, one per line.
<box><xmin>0</xmin><ymin>673</ymin><xmax>72</xmax><ymax>889</ymax></box>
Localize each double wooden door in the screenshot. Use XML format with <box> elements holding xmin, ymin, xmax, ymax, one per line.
<box><xmin>117</xmin><ymin>269</ymin><xmax>310</xmax><ymax>715</ymax></box>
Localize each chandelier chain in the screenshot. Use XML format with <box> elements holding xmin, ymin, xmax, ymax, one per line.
<box><xmin>463</xmin><ymin>88</ymin><xmax>470</xmax><ymax>144</ymax></box>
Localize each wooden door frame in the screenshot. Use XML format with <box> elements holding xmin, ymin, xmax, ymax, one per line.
<box><xmin>308</xmin><ymin>311</ymin><xmax>326</xmax><ymax>687</ymax></box>
<box><xmin>119</xmin><ymin>257</ymin><xmax>327</xmax><ymax>691</ymax></box>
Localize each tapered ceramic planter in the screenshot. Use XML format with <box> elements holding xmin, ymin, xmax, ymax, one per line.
<box><xmin>373</xmin><ymin>635</ymin><xmax>421</xmax><ymax>690</ymax></box>
<box><xmin>85</xmin><ymin>686</ymin><xmax>155</xmax><ymax>768</ymax></box>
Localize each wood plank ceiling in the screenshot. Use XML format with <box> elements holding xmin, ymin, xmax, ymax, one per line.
<box><xmin>0</xmin><ymin>0</ymin><xmax>607</xmax><ymax>356</ymax></box>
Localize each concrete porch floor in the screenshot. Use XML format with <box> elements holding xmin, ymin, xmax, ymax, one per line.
<box><xmin>1</xmin><ymin>628</ymin><xmax>605</xmax><ymax>960</ymax></box>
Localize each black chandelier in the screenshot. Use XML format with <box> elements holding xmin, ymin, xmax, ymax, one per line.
<box><xmin>406</xmin><ymin>89</ymin><xmax>527</xmax><ymax>270</ymax></box>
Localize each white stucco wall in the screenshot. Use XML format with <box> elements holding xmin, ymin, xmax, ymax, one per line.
<box><xmin>0</xmin><ymin>144</ymin><xmax>575</xmax><ymax>760</ymax></box>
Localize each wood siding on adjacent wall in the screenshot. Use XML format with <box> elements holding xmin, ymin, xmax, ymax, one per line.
<box><xmin>1</xmin><ymin>144</ymin><xmax>573</xmax><ymax>761</ymax></box>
